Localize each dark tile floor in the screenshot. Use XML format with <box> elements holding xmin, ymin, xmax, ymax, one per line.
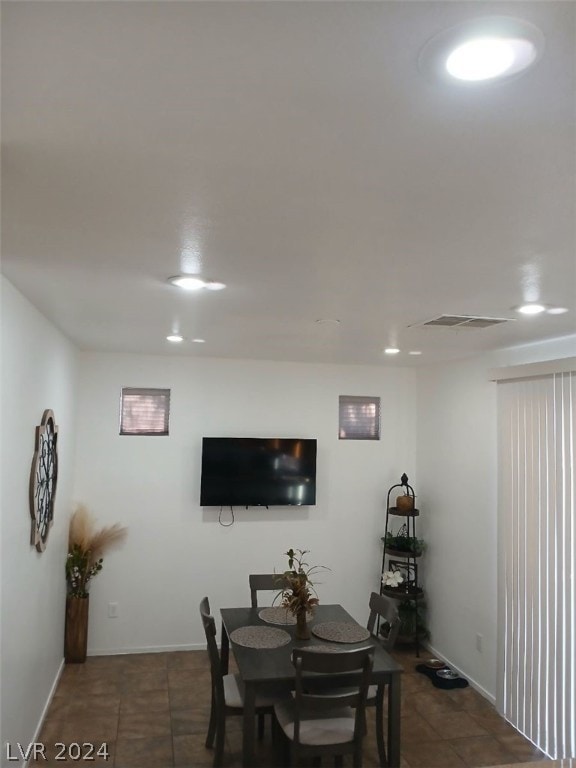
<box><xmin>35</xmin><ymin>647</ymin><xmax>547</xmax><ymax>767</ymax></box>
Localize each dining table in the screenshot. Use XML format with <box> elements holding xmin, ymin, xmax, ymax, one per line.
<box><xmin>220</xmin><ymin>603</ymin><xmax>403</xmax><ymax>767</ymax></box>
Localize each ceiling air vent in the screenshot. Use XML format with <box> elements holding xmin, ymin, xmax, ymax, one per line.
<box><xmin>413</xmin><ymin>315</ymin><xmax>513</xmax><ymax>329</ymax></box>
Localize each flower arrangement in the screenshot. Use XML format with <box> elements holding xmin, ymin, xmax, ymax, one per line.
<box><xmin>66</xmin><ymin>505</ymin><xmax>128</xmax><ymax>598</ymax></box>
<box><xmin>382</xmin><ymin>570</ymin><xmax>404</xmax><ymax>589</ymax></box>
<box><xmin>276</xmin><ymin>548</ymin><xmax>329</xmax><ymax>638</ymax></box>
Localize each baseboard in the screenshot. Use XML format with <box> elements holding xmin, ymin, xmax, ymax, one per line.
<box><xmin>24</xmin><ymin>658</ymin><xmax>65</xmax><ymax>768</ymax></box>
<box><xmin>87</xmin><ymin>642</ymin><xmax>206</xmax><ymax>656</ymax></box>
<box><xmin>423</xmin><ymin>641</ymin><xmax>496</xmax><ymax>706</ymax></box>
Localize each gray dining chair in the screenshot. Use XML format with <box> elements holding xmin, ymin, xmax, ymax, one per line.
<box><xmin>365</xmin><ymin>592</ymin><xmax>401</xmax><ymax>766</ymax></box>
<box><xmin>249</xmin><ymin>573</ymin><xmax>291</xmax><ymax>608</ymax></box>
<box><xmin>249</xmin><ymin>574</ymin><xmax>293</xmax><ymax>738</ymax></box>
<box><xmin>301</xmin><ymin>592</ymin><xmax>400</xmax><ymax>766</ymax></box>
<box><xmin>199</xmin><ymin>596</ymin><xmax>278</xmax><ymax>767</ymax></box>
<box><xmin>274</xmin><ymin>645</ymin><xmax>374</xmax><ymax>768</ymax></box>
<box><xmin>368</xmin><ymin>591</ymin><xmax>401</xmax><ymax>651</ymax></box>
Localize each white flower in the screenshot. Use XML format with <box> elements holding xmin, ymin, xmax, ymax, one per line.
<box><xmin>382</xmin><ymin>570</ymin><xmax>404</xmax><ymax>588</ymax></box>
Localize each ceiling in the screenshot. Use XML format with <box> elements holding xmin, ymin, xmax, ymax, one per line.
<box><xmin>2</xmin><ymin>1</ymin><xmax>575</xmax><ymax>366</ymax></box>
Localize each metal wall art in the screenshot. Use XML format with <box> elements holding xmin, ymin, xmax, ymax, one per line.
<box><xmin>29</xmin><ymin>409</ymin><xmax>59</xmax><ymax>552</ymax></box>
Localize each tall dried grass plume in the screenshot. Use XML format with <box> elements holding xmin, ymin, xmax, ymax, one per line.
<box><xmin>66</xmin><ymin>505</ymin><xmax>127</xmax><ymax>597</ymax></box>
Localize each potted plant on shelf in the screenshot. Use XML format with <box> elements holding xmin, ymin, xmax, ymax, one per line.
<box><xmin>276</xmin><ymin>548</ymin><xmax>328</xmax><ymax>640</ymax></box>
<box><xmin>384</xmin><ymin>530</ymin><xmax>425</xmax><ymax>557</ymax></box>
<box><xmin>65</xmin><ymin>505</ymin><xmax>127</xmax><ymax>663</ymax></box>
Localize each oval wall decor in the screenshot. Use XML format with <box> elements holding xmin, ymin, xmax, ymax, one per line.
<box><xmin>29</xmin><ymin>409</ymin><xmax>59</xmax><ymax>552</ymax></box>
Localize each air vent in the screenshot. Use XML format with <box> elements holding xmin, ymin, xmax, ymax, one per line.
<box><xmin>412</xmin><ymin>315</ymin><xmax>513</xmax><ymax>329</ymax></box>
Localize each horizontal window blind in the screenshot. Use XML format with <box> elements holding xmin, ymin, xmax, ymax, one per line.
<box><xmin>120</xmin><ymin>388</ymin><xmax>170</xmax><ymax>436</ymax></box>
<box><xmin>498</xmin><ymin>371</ymin><xmax>575</xmax><ymax>758</ymax></box>
<box><xmin>338</xmin><ymin>395</ymin><xmax>380</xmax><ymax>440</ymax></box>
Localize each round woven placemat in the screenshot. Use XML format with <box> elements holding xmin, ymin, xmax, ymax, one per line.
<box><xmin>311</xmin><ymin>622</ymin><xmax>371</xmax><ymax>644</ymax></box>
<box><xmin>230</xmin><ymin>625</ymin><xmax>291</xmax><ymax>649</ymax></box>
<box><xmin>258</xmin><ymin>607</ymin><xmax>313</xmax><ymax>626</ymax></box>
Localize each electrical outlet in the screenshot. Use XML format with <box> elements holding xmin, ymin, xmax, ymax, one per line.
<box><xmin>476</xmin><ymin>633</ymin><xmax>483</xmax><ymax>652</ymax></box>
<box><xmin>108</xmin><ymin>602</ymin><xmax>119</xmax><ymax>618</ymax></box>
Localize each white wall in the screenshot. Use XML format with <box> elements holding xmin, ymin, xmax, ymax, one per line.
<box><xmin>2</xmin><ymin>272</ymin><xmax>569</xmax><ymax>749</ymax></box>
<box><xmin>73</xmin><ymin>352</ymin><xmax>416</xmax><ymax>653</ymax></box>
<box><xmin>416</xmin><ymin>334</ymin><xmax>576</xmax><ymax>703</ymax></box>
<box><xmin>0</xmin><ymin>278</ymin><xmax>78</xmax><ymax>760</ymax></box>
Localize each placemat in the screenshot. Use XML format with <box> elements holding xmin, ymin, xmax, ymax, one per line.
<box><xmin>230</xmin><ymin>626</ymin><xmax>291</xmax><ymax>649</ymax></box>
<box><xmin>416</xmin><ymin>664</ymin><xmax>469</xmax><ymax>690</ymax></box>
<box><xmin>258</xmin><ymin>607</ymin><xmax>312</xmax><ymax>625</ymax></box>
<box><xmin>311</xmin><ymin>622</ymin><xmax>371</xmax><ymax>644</ymax></box>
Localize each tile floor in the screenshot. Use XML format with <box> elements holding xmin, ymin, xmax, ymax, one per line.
<box><xmin>35</xmin><ymin>647</ymin><xmax>548</xmax><ymax>768</ymax></box>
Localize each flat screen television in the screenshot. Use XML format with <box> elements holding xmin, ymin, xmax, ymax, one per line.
<box><xmin>200</xmin><ymin>437</ymin><xmax>317</xmax><ymax>507</ymax></box>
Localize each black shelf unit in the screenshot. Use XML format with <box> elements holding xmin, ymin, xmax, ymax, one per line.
<box><xmin>380</xmin><ymin>473</ymin><xmax>424</xmax><ymax>656</ymax></box>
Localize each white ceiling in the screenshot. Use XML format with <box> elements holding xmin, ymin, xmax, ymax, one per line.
<box><xmin>2</xmin><ymin>1</ymin><xmax>575</xmax><ymax>366</ymax></box>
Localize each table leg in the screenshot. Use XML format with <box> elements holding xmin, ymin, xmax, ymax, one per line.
<box><xmin>375</xmin><ymin>684</ymin><xmax>387</xmax><ymax>767</ymax></box>
<box><xmin>221</xmin><ymin>622</ymin><xmax>230</xmax><ymax>675</ymax></box>
<box><xmin>387</xmin><ymin>674</ymin><xmax>401</xmax><ymax>768</ymax></box>
<box><xmin>242</xmin><ymin>683</ymin><xmax>256</xmax><ymax>767</ymax></box>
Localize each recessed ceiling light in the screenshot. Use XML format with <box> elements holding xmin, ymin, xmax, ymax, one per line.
<box><xmin>446</xmin><ymin>37</ymin><xmax>537</xmax><ymax>81</ymax></box>
<box><xmin>168</xmin><ymin>275</ymin><xmax>206</xmax><ymax>290</ymax></box>
<box><xmin>547</xmin><ymin>307</ymin><xmax>569</xmax><ymax>315</ymax></box>
<box><xmin>384</xmin><ymin>348</ymin><xmax>400</xmax><ymax>355</ymax></box>
<box><xmin>192</xmin><ymin>338</ymin><xmax>206</xmax><ymax>343</ymax></box>
<box><xmin>315</xmin><ymin>318</ymin><xmax>341</xmax><ymax>325</ymax></box>
<box><xmin>419</xmin><ymin>17</ymin><xmax>544</xmax><ymax>85</ymax></box>
<box><xmin>409</xmin><ymin>351</ymin><xmax>423</xmax><ymax>356</ymax></box>
<box><xmin>516</xmin><ymin>303</ymin><xmax>546</xmax><ymax>315</ymax></box>
<box><xmin>168</xmin><ymin>275</ymin><xmax>226</xmax><ymax>291</ymax></box>
<box><xmin>166</xmin><ymin>334</ymin><xmax>184</xmax><ymax>343</ymax></box>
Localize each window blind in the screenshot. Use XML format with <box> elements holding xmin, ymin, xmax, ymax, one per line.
<box><xmin>120</xmin><ymin>388</ymin><xmax>170</xmax><ymax>436</ymax></box>
<box><xmin>497</xmin><ymin>371</ymin><xmax>575</xmax><ymax>758</ymax></box>
<box><xmin>338</xmin><ymin>395</ymin><xmax>381</xmax><ymax>440</ymax></box>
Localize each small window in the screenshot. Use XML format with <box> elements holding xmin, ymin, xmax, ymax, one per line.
<box><xmin>339</xmin><ymin>395</ymin><xmax>380</xmax><ymax>440</ymax></box>
<box><xmin>120</xmin><ymin>388</ymin><xmax>170</xmax><ymax>436</ymax></box>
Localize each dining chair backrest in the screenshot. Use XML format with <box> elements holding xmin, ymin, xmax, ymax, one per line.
<box><xmin>291</xmin><ymin>646</ymin><xmax>374</xmax><ymax>743</ymax></box>
<box><xmin>366</xmin><ymin>591</ymin><xmax>401</xmax><ymax>651</ymax></box>
<box><xmin>249</xmin><ymin>573</ymin><xmax>291</xmax><ymax>608</ymax></box>
<box><xmin>200</xmin><ymin>596</ymin><xmax>225</xmax><ymax>705</ymax></box>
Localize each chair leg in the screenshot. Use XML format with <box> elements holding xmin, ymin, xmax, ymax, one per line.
<box><xmin>206</xmin><ymin>691</ymin><xmax>217</xmax><ymax>749</ymax></box>
<box><xmin>214</xmin><ymin>718</ymin><xmax>226</xmax><ymax>768</ymax></box>
<box><xmin>292</xmin><ymin>742</ymin><xmax>300</xmax><ymax>768</ymax></box>
<box><xmin>258</xmin><ymin>712</ymin><xmax>265</xmax><ymax>740</ymax></box>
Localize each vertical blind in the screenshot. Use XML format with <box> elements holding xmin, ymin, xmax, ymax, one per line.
<box><xmin>497</xmin><ymin>371</ymin><xmax>575</xmax><ymax>758</ymax></box>
<box><xmin>338</xmin><ymin>395</ymin><xmax>381</xmax><ymax>440</ymax></box>
<box><xmin>120</xmin><ymin>388</ymin><xmax>171</xmax><ymax>435</ymax></box>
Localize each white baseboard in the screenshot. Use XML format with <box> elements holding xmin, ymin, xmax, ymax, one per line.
<box><xmin>87</xmin><ymin>642</ymin><xmax>206</xmax><ymax>656</ymax></box>
<box><xmin>24</xmin><ymin>658</ymin><xmax>65</xmax><ymax>768</ymax></box>
<box><xmin>423</xmin><ymin>641</ymin><xmax>496</xmax><ymax>706</ymax></box>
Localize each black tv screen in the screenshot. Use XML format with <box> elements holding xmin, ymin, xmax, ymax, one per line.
<box><xmin>200</xmin><ymin>437</ymin><xmax>317</xmax><ymax>507</ymax></box>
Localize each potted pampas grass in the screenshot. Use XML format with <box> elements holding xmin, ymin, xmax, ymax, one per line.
<box><xmin>65</xmin><ymin>505</ymin><xmax>127</xmax><ymax>663</ymax></box>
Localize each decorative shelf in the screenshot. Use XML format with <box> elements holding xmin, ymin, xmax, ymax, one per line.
<box><xmin>383</xmin><ymin>546</ymin><xmax>423</xmax><ymax>559</ymax></box>
<box><xmin>397</xmin><ymin>630</ymin><xmax>427</xmax><ymax>645</ymax></box>
<box><xmin>381</xmin><ymin>586</ymin><xmax>424</xmax><ymax>600</ymax></box>
<box><xmin>380</xmin><ymin>473</ymin><xmax>426</xmax><ymax>656</ymax></box>
<box><xmin>387</xmin><ymin>507</ymin><xmax>420</xmax><ymax>517</ymax></box>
